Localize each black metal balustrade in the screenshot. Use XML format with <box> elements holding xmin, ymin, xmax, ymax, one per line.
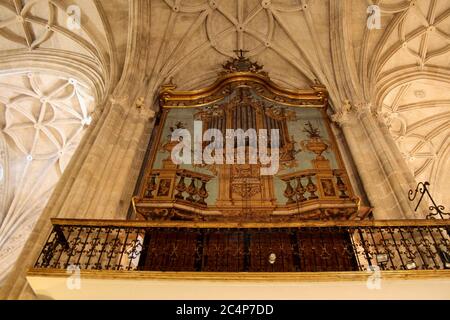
<box><xmin>409</xmin><ymin>181</ymin><xmax>449</xmax><ymax>219</ymax></box>
<box><xmin>34</xmin><ymin>219</ymin><xmax>450</xmax><ymax>273</ymax></box>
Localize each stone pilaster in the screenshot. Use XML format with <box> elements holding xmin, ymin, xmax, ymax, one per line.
<box><xmin>372</xmin><ymin>110</ymin><xmax>429</xmax><ymax>217</ymax></box>
<box><xmin>332</xmin><ymin>101</ymin><xmax>420</xmax><ymax>219</ymax></box>
<box><xmin>329</xmin><ymin>120</ymin><xmax>370</xmax><ymax>209</ymax></box>
<box><xmin>90</xmin><ymin>98</ymin><xmax>155</xmax><ymax>219</ymax></box>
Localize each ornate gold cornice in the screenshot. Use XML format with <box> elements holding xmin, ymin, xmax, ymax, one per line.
<box><xmin>50</xmin><ymin>217</ymin><xmax>450</xmax><ymax>228</ymax></box>
<box><xmin>159</xmin><ymin>57</ymin><xmax>328</xmax><ymax>108</ymax></box>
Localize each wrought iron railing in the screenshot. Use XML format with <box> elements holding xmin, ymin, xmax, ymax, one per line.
<box><xmin>409</xmin><ymin>181</ymin><xmax>449</xmax><ymax>219</ymax></box>
<box><xmin>33</xmin><ymin>219</ymin><xmax>450</xmax><ymax>273</ymax></box>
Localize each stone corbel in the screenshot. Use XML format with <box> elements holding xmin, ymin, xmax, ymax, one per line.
<box><xmin>330</xmin><ymin>100</ymin><xmax>356</xmax><ymax>126</ymax></box>
<box><xmin>134</xmin><ymin>96</ymin><xmax>156</xmax><ymax>120</ymax></box>
<box><xmin>331</xmin><ymin>101</ymin><xmax>381</xmax><ymax>128</ymax></box>
<box><xmin>353</xmin><ymin>102</ymin><xmax>372</xmax><ymax>117</ymax></box>
<box><xmin>371</xmin><ymin>108</ymin><xmax>386</xmax><ymax>123</ymax></box>
<box><xmin>373</xmin><ymin>110</ymin><xmax>402</xmax><ymax>131</ymax></box>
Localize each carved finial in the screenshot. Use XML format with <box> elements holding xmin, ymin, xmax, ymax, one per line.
<box><xmin>221</xmin><ymin>54</ymin><xmax>265</xmax><ymax>75</ymax></box>
<box><xmin>161</xmin><ymin>77</ymin><xmax>177</xmax><ymax>91</ymax></box>
<box><xmin>233</xmin><ymin>49</ymin><xmax>249</xmax><ymax>59</ymax></box>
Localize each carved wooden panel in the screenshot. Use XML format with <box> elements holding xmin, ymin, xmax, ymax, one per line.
<box><xmin>139</xmin><ymin>228</ymin><xmax>358</xmax><ymax>272</ymax></box>
<box><xmin>140</xmin><ymin>229</ymin><xmax>198</xmax><ymax>271</ymax></box>
<box><xmin>202</xmin><ymin>231</ymin><xmax>245</xmax><ymax>272</ymax></box>
<box><xmin>295</xmin><ymin>228</ymin><xmax>358</xmax><ymax>272</ymax></box>
<box><xmin>247</xmin><ymin>230</ymin><xmax>296</xmax><ymax>272</ymax></box>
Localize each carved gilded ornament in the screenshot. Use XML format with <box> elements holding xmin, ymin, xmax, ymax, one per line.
<box><xmin>159</xmin><ymin>56</ymin><xmax>328</xmax><ymax>108</ymax></box>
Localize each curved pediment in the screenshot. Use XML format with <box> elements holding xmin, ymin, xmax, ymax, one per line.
<box><xmin>159</xmin><ymin>56</ymin><xmax>328</xmax><ymax>108</ymax></box>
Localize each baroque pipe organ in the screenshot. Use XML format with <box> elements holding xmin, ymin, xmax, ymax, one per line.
<box><xmin>128</xmin><ymin>57</ymin><xmax>366</xmax><ymax>272</ymax></box>
<box><xmin>133</xmin><ymin>56</ymin><xmax>361</xmax><ymax>222</ymax></box>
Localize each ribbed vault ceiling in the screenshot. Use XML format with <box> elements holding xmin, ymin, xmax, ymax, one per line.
<box><xmin>0</xmin><ymin>71</ymin><xmax>95</xmax><ymax>283</ymax></box>
<box><xmin>0</xmin><ymin>0</ymin><xmax>127</xmax><ymax>284</ymax></box>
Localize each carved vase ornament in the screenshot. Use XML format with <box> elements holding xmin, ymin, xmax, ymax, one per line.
<box><xmin>161</xmin><ymin>121</ymin><xmax>187</xmax><ymax>158</ymax></box>
<box><xmin>300</xmin><ymin>121</ymin><xmax>329</xmax><ymax>160</ymax></box>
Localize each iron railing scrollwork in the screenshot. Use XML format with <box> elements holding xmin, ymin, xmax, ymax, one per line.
<box><xmin>409</xmin><ymin>181</ymin><xmax>449</xmax><ymax>219</ymax></box>
<box><xmin>33</xmin><ymin>220</ymin><xmax>450</xmax><ymax>273</ymax></box>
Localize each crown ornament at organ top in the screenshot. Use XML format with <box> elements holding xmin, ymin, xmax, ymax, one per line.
<box><xmin>221</xmin><ymin>49</ymin><xmax>267</xmax><ymax>76</ymax></box>
<box><xmin>159</xmin><ymin>49</ymin><xmax>328</xmax><ymax>108</ymax></box>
